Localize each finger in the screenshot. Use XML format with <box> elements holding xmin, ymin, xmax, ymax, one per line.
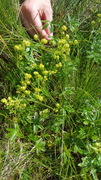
<box><xmin>27</xmin><ymin>10</ymin><xmax>49</xmax><ymax>39</ymax></box>
<box><xmin>42</xmin><ymin>10</ymin><xmax>53</xmax><ymax>37</ymax></box>
<box><xmin>19</xmin><ymin>8</ymin><xmax>36</xmax><ymax>37</ymax></box>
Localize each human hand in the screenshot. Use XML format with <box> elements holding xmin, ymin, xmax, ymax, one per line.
<box><xmin>19</xmin><ymin>0</ymin><xmax>53</xmax><ymax>40</ymax></box>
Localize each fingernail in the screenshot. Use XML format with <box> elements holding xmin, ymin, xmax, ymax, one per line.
<box><xmin>50</xmin><ymin>33</ymin><xmax>53</xmax><ymax>37</ymax></box>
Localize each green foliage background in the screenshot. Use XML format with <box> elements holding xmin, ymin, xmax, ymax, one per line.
<box><xmin>0</xmin><ymin>0</ymin><xmax>101</xmax><ymax>179</ymax></box>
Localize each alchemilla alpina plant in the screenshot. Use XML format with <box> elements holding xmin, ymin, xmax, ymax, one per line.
<box><xmin>0</xmin><ymin>0</ymin><xmax>101</xmax><ymax>179</ymax></box>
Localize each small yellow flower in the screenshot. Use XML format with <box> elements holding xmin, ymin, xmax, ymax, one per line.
<box><xmin>97</xmin><ymin>14</ymin><xmax>101</xmax><ymax>18</ymax></box>
<box><xmin>42</xmin><ymin>70</ymin><xmax>49</xmax><ymax>75</ymax></box>
<box><xmin>21</xmin><ymin>81</ymin><xmax>27</xmax><ymax>86</ymax></box>
<box><xmin>26</xmin><ymin>81</ymin><xmax>31</xmax><ymax>85</ymax></box>
<box><xmin>61</xmin><ymin>31</ymin><xmax>65</xmax><ymax>35</ymax></box>
<box><xmin>34</xmin><ymin>71</ymin><xmax>43</xmax><ymax>80</ymax></box>
<box><xmin>55</xmin><ymin>103</ymin><xmax>60</xmax><ymax>108</ymax></box>
<box><xmin>41</xmin><ymin>38</ymin><xmax>48</xmax><ymax>44</ymax></box>
<box><xmin>24</xmin><ymin>90</ymin><xmax>30</xmax><ymax>95</ymax></box>
<box><xmin>56</xmin><ymin>62</ymin><xmax>62</xmax><ymax>68</ymax></box>
<box><xmin>18</xmin><ymin>55</ymin><xmax>23</xmax><ymax>60</ymax></box>
<box><xmin>63</xmin><ymin>43</ymin><xmax>69</xmax><ymax>49</ymax></box>
<box><xmin>62</xmin><ymin>54</ymin><xmax>67</xmax><ymax>61</ymax></box>
<box><xmin>91</xmin><ymin>20</ymin><xmax>96</xmax><ymax>25</ymax></box>
<box><xmin>25</xmin><ymin>73</ymin><xmax>32</xmax><ymax>79</ymax></box>
<box><xmin>38</xmin><ymin>75</ymin><xmax>43</xmax><ymax>80</ymax></box>
<box><xmin>53</xmin><ymin>108</ymin><xmax>58</xmax><ymax>112</ymax></box>
<box><xmin>1</xmin><ymin>98</ymin><xmax>7</xmax><ymax>104</ymax></box>
<box><xmin>66</xmin><ymin>48</ymin><xmax>70</xmax><ymax>55</ymax></box>
<box><xmin>53</xmin><ymin>55</ymin><xmax>59</xmax><ymax>60</ymax></box>
<box><xmin>39</xmin><ymin>63</ymin><xmax>44</xmax><ymax>70</ymax></box>
<box><xmin>16</xmin><ymin>90</ymin><xmax>20</xmax><ymax>94</ymax></box>
<box><xmin>23</xmin><ymin>40</ymin><xmax>31</xmax><ymax>46</ymax></box>
<box><xmin>35</xmin><ymin>95</ymin><xmax>44</xmax><ymax>102</ymax></box>
<box><xmin>9</xmin><ymin>100</ymin><xmax>14</xmax><ymax>106</ymax></box>
<box><xmin>19</xmin><ymin>86</ymin><xmax>26</xmax><ymax>91</ymax></box>
<box><xmin>99</xmin><ymin>148</ymin><xmax>101</xmax><ymax>153</ymax></box>
<box><xmin>58</xmin><ymin>39</ymin><xmax>66</xmax><ymax>45</ymax></box>
<box><xmin>65</xmin><ymin>34</ymin><xmax>70</xmax><ymax>40</ymax></box>
<box><xmin>32</xmin><ymin>63</ymin><xmax>37</xmax><ymax>68</ymax></box>
<box><xmin>40</xmin><ymin>108</ymin><xmax>49</xmax><ymax>117</ymax></box>
<box><xmin>8</xmin><ymin>97</ymin><xmax>12</xmax><ymax>101</ymax></box>
<box><xmin>97</xmin><ymin>19</ymin><xmax>101</xmax><ymax>23</ymax></box>
<box><xmin>14</xmin><ymin>44</ymin><xmax>24</xmax><ymax>51</ymax></box>
<box><xmin>23</xmin><ymin>103</ymin><xmax>26</xmax><ymax>107</ymax></box>
<box><xmin>44</xmin><ymin>76</ymin><xmax>48</xmax><ymax>81</ymax></box>
<box><xmin>34</xmin><ymin>88</ymin><xmax>41</xmax><ymax>92</ymax></box>
<box><xmin>49</xmin><ymin>70</ymin><xmax>57</xmax><ymax>75</ymax></box>
<box><xmin>51</xmin><ymin>40</ymin><xmax>56</xmax><ymax>46</ymax></box>
<box><xmin>69</xmin><ymin>40</ymin><xmax>73</xmax><ymax>45</ymax></box>
<box><xmin>61</xmin><ymin>25</ymin><xmax>67</xmax><ymax>31</ymax></box>
<box><xmin>95</xmin><ymin>142</ymin><xmax>101</xmax><ymax>147</ymax></box>
<box><xmin>58</xmin><ymin>62</ymin><xmax>62</xmax><ymax>67</ymax></box>
<box><xmin>33</xmin><ymin>71</ymin><xmax>39</xmax><ymax>76</ymax></box>
<box><xmin>43</xmin><ymin>109</ymin><xmax>49</xmax><ymax>114</ymax></box>
<box><xmin>55</xmin><ymin>64</ymin><xmax>59</xmax><ymax>68</ymax></box>
<box><xmin>20</xmin><ymin>103</ymin><xmax>26</xmax><ymax>109</ymax></box>
<box><xmin>15</xmin><ymin>99</ymin><xmax>20</xmax><ymax>104</ymax></box>
<box><xmin>33</xmin><ymin>34</ymin><xmax>39</xmax><ymax>41</ymax></box>
<box><xmin>73</xmin><ymin>40</ymin><xmax>78</xmax><ymax>45</ymax></box>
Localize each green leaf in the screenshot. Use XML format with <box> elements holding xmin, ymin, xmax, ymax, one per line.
<box><xmin>90</xmin><ymin>168</ymin><xmax>98</xmax><ymax>180</ymax></box>
<box><xmin>42</xmin><ymin>23</ymin><xmax>49</xmax><ymax>30</ymax></box>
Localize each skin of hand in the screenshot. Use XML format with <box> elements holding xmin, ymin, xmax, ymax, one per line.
<box><xmin>19</xmin><ymin>0</ymin><xmax>53</xmax><ymax>40</ymax></box>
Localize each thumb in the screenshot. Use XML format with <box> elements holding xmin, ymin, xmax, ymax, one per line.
<box><xmin>43</xmin><ymin>12</ymin><xmax>53</xmax><ymax>38</ymax></box>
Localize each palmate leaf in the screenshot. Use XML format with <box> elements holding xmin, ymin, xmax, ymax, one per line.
<box><xmin>42</xmin><ymin>20</ymin><xmax>50</xmax><ymax>30</ymax></box>
<box><xmin>42</xmin><ymin>20</ymin><xmax>58</xmax><ymax>33</ymax></box>
<box><xmin>90</xmin><ymin>168</ymin><xmax>99</xmax><ymax>180</ymax></box>
<box><xmin>6</xmin><ymin>124</ymin><xmax>24</xmax><ymax>142</ymax></box>
<box><xmin>42</xmin><ymin>22</ymin><xmax>49</xmax><ymax>30</ymax></box>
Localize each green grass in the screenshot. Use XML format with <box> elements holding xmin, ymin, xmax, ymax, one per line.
<box><xmin>0</xmin><ymin>0</ymin><xmax>101</xmax><ymax>179</ymax></box>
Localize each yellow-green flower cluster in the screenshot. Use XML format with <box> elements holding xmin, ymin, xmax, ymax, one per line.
<box><xmin>35</xmin><ymin>94</ymin><xmax>44</xmax><ymax>102</ymax></box>
<box><xmin>65</xmin><ymin>34</ymin><xmax>70</xmax><ymax>40</ymax></box>
<box><xmin>34</xmin><ymin>34</ymin><xmax>49</xmax><ymax>44</ymax></box>
<box><xmin>1</xmin><ymin>97</ymin><xmax>26</xmax><ymax>109</ymax></box>
<box><xmin>92</xmin><ymin>142</ymin><xmax>101</xmax><ymax>153</ymax></box>
<box><xmin>34</xmin><ymin>34</ymin><xmax>39</xmax><ymax>41</ymax></box>
<box><xmin>73</xmin><ymin>40</ymin><xmax>78</xmax><ymax>45</ymax></box>
<box><xmin>97</xmin><ymin>13</ymin><xmax>101</xmax><ymax>23</ymax></box>
<box><xmin>33</xmin><ymin>63</ymin><xmax>57</xmax><ymax>81</ymax></box>
<box><xmin>41</xmin><ymin>38</ymin><xmax>48</xmax><ymax>44</ymax></box>
<box><xmin>51</xmin><ymin>40</ymin><xmax>56</xmax><ymax>46</ymax></box>
<box><xmin>55</xmin><ymin>103</ymin><xmax>61</xmax><ymax>108</ymax></box>
<box><xmin>39</xmin><ymin>63</ymin><xmax>45</xmax><ymax>70</ymax></box>
<box><xmin>97</xmin><ymin>14</ymin><xmax>101</xmax><ymax>18</ymax></box>
<box><xmin>55</xmin><ymin>62</ymin><xmax>62</xmax><ymax>68</ymax></box>
<box><xmin>1</xmin><ymin>98</ymin><xmax>8</xmax><ymax>104</ymax></box>
<box><xmin>61</xmin><ymin>25</ymin><xmax>67</xmax><ymax>31</ymax></box>
<box><xmin>22</xmin><ymin>40</ymin><xmax>31</xmax><ymax>47</ymax></box>
<box><xmin>17</xmin><ymin>73</ymin><xmax>32</xmax><ymax>95</ymax></box>
<box><xmin>61</xmin><ymin>25</ymin><xmax>68</xmax><ymax>35</ymax></box>
<box><xmin>25</xmin><ymin>73</ymin><xmax>32</xmax><ymax>80</ymax></box>
<box><xmin>33</xmin><ymin>71</ymin><xmax>43</xmax><ymax>80</ymax></box>
<box><xmin>14</xmin><ymin>40</ymin><xmax>31</xmax><ymax>51</ymax></box>
<box><xmin>34</xmin><ymin>88</ymin><xmax>41</xmax><ymax>93</ymax></box>
<box><xmin>34</xmin><ymin>85</ymin><xmax>44</xmax><ymax>102</ymax></box>
<box><xmin>18</xmin><ymin>55</ymin><xmax>23</xmax><ymax>60</ymax></box>
<box><xmin>34</xmin><ymin>87</ymin><xmax>44</xmax><ymax>102</ymax></box>
<box><xmin>52</xmin><ymin>30</ymin><xmax>71</xmax><ymax>61</ymax></box>
<box><xmin>14</xmin><ymin>44</ymin><xmax>24</xmax><ymax>51</ymax></box>
<box><xmin>53</xmin><ymin>103</ymin><xmax>61</xmax><ymax>112</ymax></box>
<box><xmin>40</xmin><ymin>108</ymin><xmax>49</xmax><ymax>118</ymax></box>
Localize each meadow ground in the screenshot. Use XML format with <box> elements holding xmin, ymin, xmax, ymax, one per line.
<box><xmin>0</xmin><ymin>0</ymin><xmax>101</xmax><ymax>179</ymax></box>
